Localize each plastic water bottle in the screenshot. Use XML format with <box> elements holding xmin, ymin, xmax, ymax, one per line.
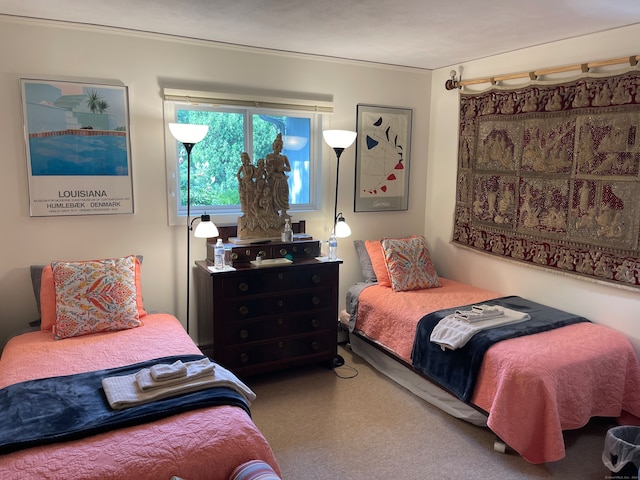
<box><xmin>281</xmin><ymin>218</ymin><xmax>293</xmax><ymax>243</ymax></box>
<box><xmin>328</xmin><ymin>233</ymin><xmax>338</xmax><ymax>261</ymax></box>
<box><xmin>214</xmin><ymin>238</ymin><xmax>225</xmax><ymax>270</ymax></box>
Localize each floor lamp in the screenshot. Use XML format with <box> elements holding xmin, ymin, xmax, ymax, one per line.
<box><xmin>322</xmin><ymin>129</ymin><xmax>357</xmax><ymax>238</ymax></box>
<box><xmin>322</xmin><ymin>129</ymin><xmax>356</xmax><ymax>369</ymax></box>
<box><xmin>168</xmin><ymin>123</ymin><xmax>217</xmax><ymax>335</ymax></box>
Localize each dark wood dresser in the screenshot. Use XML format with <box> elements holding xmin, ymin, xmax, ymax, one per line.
<box><xmin>194</xmin><ymin>255</ymin><xmax>340</xmax><ymax>377</ymax></box>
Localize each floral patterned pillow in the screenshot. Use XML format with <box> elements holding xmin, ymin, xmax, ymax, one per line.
<box><xmin>381</xmin><ymin>236</ymin><xmax>441</xmax><ymax>292</ymax></box>
<box><xmin>52</xmin><ymin>255</ymin><xmax>142</xmax><ymax>339</ymax></box>
<box><xmin>39</xmin><ymin>256</ymin><xmax>146</xmax><ymax>332</ymax></box>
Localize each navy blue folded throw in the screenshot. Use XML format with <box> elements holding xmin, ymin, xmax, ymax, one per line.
<box><xmin>0</xmin><ymin>354</ymin><xmax>250</xmax><ymax>455</ymax></box>
<box><xmin>411</xmin><ymin>296</ymin><xmax>590</xmax><ymax>403</ymax></box>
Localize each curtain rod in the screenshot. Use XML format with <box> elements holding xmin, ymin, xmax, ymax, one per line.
<box><xmin>445</xmin><ymin>54</ymin><xmax>639</xmax><ymax>90</ymax></box>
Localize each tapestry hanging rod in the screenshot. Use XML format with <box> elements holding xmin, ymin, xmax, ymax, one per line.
<box><xmin>445</xmin><ymin>54</ymin><xmax>639</xmax><ymax>90</ymax></box>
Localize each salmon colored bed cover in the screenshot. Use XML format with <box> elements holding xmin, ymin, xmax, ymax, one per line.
<box><xmin>353</xmin><ymin>278</ymin><xmax>640</xmax><ymax>464</ymax></box>
<box><xmin>0</xmin><ymin>314</ymin><xmax>280</xmax><ymax>480</ymax></box>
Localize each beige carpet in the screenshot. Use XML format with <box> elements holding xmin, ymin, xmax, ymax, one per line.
<box><xmin>247</xmin><ymin>344</ymin><xmax>618</xmax><ymax>479</ymax></box>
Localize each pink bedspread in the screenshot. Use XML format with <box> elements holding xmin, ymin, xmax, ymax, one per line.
<box><xmin>354</xmin><ymin>280</ymin><xmax>640</xmax><ymax>463</ymax></box>
<box><xmin>472</xmin><ymin>322</ymin><xmax>640</xmax><ymax>463</ymax></box>
<box><xmin>0</xmin><ymin>314</ymin><xmax>280</xmax><ymax>480</ymax></box>
<box><xmin>355</xmin><ymin>278</ymin><xmax>499</xmax><ymax>360</ymax></box>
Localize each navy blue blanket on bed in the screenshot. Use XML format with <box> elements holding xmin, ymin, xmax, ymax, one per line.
<box><xmin>0</xmin><ymin>354</ymin><xmax>250</xmax><ymax>455</ymax></box>
<box><xmin>410</xmin><ymin>296</ymin><xmax>590</xmax><ymax>403</ymax></box>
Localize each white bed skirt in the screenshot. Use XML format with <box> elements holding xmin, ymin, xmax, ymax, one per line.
<box><xmin>348</xmin><ymin>333</ymin><xmax>488</xmax><ymax>427</ymax></box>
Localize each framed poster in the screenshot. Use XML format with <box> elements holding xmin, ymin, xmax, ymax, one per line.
<box><xmin>355</xmin><ymin>104</ymin><xmax>412</xmax><ymax>212</ymax></box>
<box><xmin>21</xmin><ymin>78</ymin><xmax>133</xmax><ymax>216</ymax></box>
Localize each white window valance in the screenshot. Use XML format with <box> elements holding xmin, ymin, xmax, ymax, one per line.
<box><xmin>163</xmin><ymin>87</ymin><xmax>333</xmax><ymax>113</ymax></box>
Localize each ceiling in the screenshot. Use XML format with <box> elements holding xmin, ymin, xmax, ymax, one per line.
<box><xmin>1</xmin><ymin>0</ymin><xmax>639</xmax><ymax>70</ymax></box>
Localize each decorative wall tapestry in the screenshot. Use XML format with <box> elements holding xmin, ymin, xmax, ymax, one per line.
<box><xmin>452</xmin><ymin>70</ymin><xmax>640</xmax><ymax>289</ymax></box>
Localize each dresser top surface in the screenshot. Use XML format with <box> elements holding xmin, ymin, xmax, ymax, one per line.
<box><xmin>196</xmin><ymin>258</ymin><xmax>341</xmax><ymax>275</ymax></box>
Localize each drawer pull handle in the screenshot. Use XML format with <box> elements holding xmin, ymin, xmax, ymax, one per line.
<box><xmin>278</xmin><ymin>341</ymin><xmax>284</xmax><ymax>349</ymax></box>
<box><xmin>277</xmin><ymin>317</ymin><xmax>284</xmax><ymax>325</ymax></box>
<box><xmin>311</xmin><ymin>341</ymin><xmax>319</xmax><ymax>351</ymax></box>
<box><xmin>278</xmin><ymin>273</ymin><xmax>284</xmax><ymax>280</ymax></box>
<box><xmin>277</xmin><ymin>300</ymin><xmax>284</xmax><ymax>307</ymax></box>
<box><xmin>304</xmin><ymin>247</ymin><xmax>312</xmax><ymax>254</ymax></box>
<box><xmin>312</xmin><ymin>296</ymin><xmax>320</xmax><ymax>306</ymax></box>
<box><xmin>311</xmin><ymin>318</ymin><xmax>319</xmax><ymax>328</ymax></box>
<box><xmin>245</xmin><ymin>249</ymin><xmax>252</xmax><ymax>256</ymax></box>
<box><xmin>239</xmin><ymin>306</ymin><xmax>249</xmax><ymax>316</ymax></box>
<box><xmin>231</xmin><ymin>252</ymin><xmax>239</xmax><ymax>260</ymax></box>
<box><xmin>240</xmin><ymin>353</ymin><xmax>249</xmax><ymax>363</ymax></box>
<box><xmin>238</xmin><ymin>282</ymin><xmax>249</xmax><ymax>292</ymax></box>
<box><xmin>279</xmin><ymin>248</ymin><xmax>287</xmax><ymax>256</ymax></box>
<box><xmin>311</xmin><ymin>274</ymin><xmax>321</xmax><ymax>284</ymax></box>
<box><xmin>259</xmin><ymin>249</ymin><xmax>267</xmax><ymax>257</ymax></box>
<box><xmin>239</xmin><ymin>329</ymin><xmax>249</xmax><ymax>340</ymax></box>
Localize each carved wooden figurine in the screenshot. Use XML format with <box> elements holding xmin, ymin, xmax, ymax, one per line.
<box><xmin>237</xmin><ymin>133</ymin><xmax>291</xmax><ymax>240</ymax></box>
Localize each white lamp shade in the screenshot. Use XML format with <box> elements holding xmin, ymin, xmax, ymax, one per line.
<box><xmin>169</xmin><ymin>123</ymin><xmax>209</xmax><ymax>144</ymax></box>
<box><xmin>335</xmin><ymin>218</ymin><xmax>352</xmax><ymax>238</ymax></box>
<box><xmin>194</xmin><ymin>217</ymin><xmax>219</xmax><ymax>238</ymax></box>
<box><xmin>323</xmin><ymin>130</ymin><xmax>357</xmax><ymax>149</ymax></box>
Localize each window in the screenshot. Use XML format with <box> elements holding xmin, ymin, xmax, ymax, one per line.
<box><xmin>164</xmin><ymin>90</ymin><xmax>331</xmax><ymax>225</ymax></box>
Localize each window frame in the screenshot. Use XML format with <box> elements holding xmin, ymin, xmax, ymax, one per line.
<box><xmin>164</xmin><ymin>97</ymin><xmax>327</xmax><ymax>226</ymax></box>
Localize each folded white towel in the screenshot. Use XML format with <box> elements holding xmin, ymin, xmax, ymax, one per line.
<box><xmin>150</xmin><ymin>360</ymin><xmax>187</xmax><ymax>381</ymax></box>
<box><xmin>135</xmin><ymin>358</ymin><xmax>215</xmax><ymax>392</ymax></box>
<box><xmin>102</xmin><ymin>362</ymin><xmax>256</xmax><ymax>410</ymax></box>
<box><xmin>472</xmin><ymin>304</ymin><xmax>502</xmax><ymax>315</ymax></box>
<box><xmin>430</xmin><ymin>306</ymin><xmax>531</xmax><ymax>350</ymax></box>
<box><xmin>454</xmin><ymin>305</ymin><xmax>504</xmax><ymax>323</ymax></box>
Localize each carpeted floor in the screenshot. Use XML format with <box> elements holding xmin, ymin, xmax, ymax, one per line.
<box><xmin>247</xmin><ymin>344</ymin><xmax>619</xmax><ymax>480</ymax></box>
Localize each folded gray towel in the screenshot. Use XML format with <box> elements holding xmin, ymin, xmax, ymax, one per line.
<box><xmin>135</xmin><ymin>358</ymin><xmax>215</xmax><ymax>391</ymax></box>
<box><xmin>431</xmin><ymin>306</ymin><xmax>531</xmax><ymax>350</ymax></box>
<box><xmin>102</xmin><ymin>362</ymin><xmax>256</xmax><ymax>410</ymax></box>
<box><xmin>150</xmin><ymin>360</ymin><xmax>187</xmax><ymax>381</ymax></box>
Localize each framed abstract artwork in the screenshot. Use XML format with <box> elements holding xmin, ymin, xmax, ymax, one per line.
<box><xmin>355</xmin><ymin>104</ymin><xmax>412</xmax><ymax>212</ymax></box>
<box><xmin>20</xmin><ymin>78</ymin><xmax>133</xmax><ymax>217</ymax></box>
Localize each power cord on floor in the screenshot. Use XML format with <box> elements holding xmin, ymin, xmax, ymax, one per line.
<box><xmin>334</xmin><ymin>362</ymin><xmax>358</xmax><ymax>379</ymax></box>
<box><xmin>332</xmin><ymin>346</ymin><xmax>359</xmax><ymax>379</ymax></box>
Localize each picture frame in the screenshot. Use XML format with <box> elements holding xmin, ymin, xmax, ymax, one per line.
<box><xmin>355</xmin><ymin>104</ymin><xmax>412</xmax><ymax>212</ymax></box>
<box><xmin>20</xmin><ymin>78</ymin><xmax>133</xmax><ymax>217</ymax></box>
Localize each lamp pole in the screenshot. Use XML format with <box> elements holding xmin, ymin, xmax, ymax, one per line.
<box><xmin>323</xmin><ymin>129</ymin><xmax>356</xmax><ymax>238</ymax></box>
<box><xmin>168</xmin><ymin>123</ymin><xmax>208</xmax><ymax>336</ymax></box>
<box><xmin>332</xmin><ymin>147</ymin><xmax>345</xmax><ymax>233</ymax></box>
<box><xmin>184</xmin><ymin>142</ymin><xmax>195</xmax><ymax>335</ymax></box>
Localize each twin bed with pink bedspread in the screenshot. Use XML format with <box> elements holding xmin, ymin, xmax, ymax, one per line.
<box><xmin>0</xmin><ymin>257</ymin><xmax>280</xmax><ymax>479</ymax></box>
<box><xmin>347</xmin><ymin>277</ymin><xmax>640</xmax><ymax>464</ymax></box>
<box><xmin>0</xmin><ymin>315</ymin><xmax>279</xmax><ymax>479</ymax></box>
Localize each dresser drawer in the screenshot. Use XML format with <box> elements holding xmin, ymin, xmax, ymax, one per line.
<box><xmin>220</xmin><ymin>288</ymin><xmax>333</xmax><ymax>320</ymax></box>
<box><xmin>227</xmin><ymin>245</ymin><xmax>271</xmax><ymax>264</ymax></box>
<box><xmin>222</xmin><ymin>334</ymin><xmax>334</xmax><ymax>370</ymax></box>
<box><xmin>223</xmin><ymin>311</ymin><xmax>332</xmax><ymax>344</ymax></box>
<box><xmin>209</xmin><ymin>240</ymin><xmax>320</xmax><ymax>264</ymax></box>
<box><xmin>220</xmin><ymin>270</ymin><xmax>302</xmax><ymax>297</ymax></box>
<box><xmin>220</xmin><ymin>265</ymin><xmax>332</xmax><ymax>297</ymax></box>
<box><xmin>286</xmin><ymin>241</ymin><xmax>320</xmax><ymax>259</ymax></box>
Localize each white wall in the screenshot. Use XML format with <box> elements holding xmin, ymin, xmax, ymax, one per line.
<box><xmin>427</xmin><ymin>24</ymin><xmax>640</xmax><ymax>353</ymax></box>
<box><xmin>0</xmin><ymin>16</ymin><xmax>430</xmax><ymax>346</ymax></box>
<box><xmin>4</xmin><ymin>16</ymin><xmax>637</xmax><ymax>355</ymax></box>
